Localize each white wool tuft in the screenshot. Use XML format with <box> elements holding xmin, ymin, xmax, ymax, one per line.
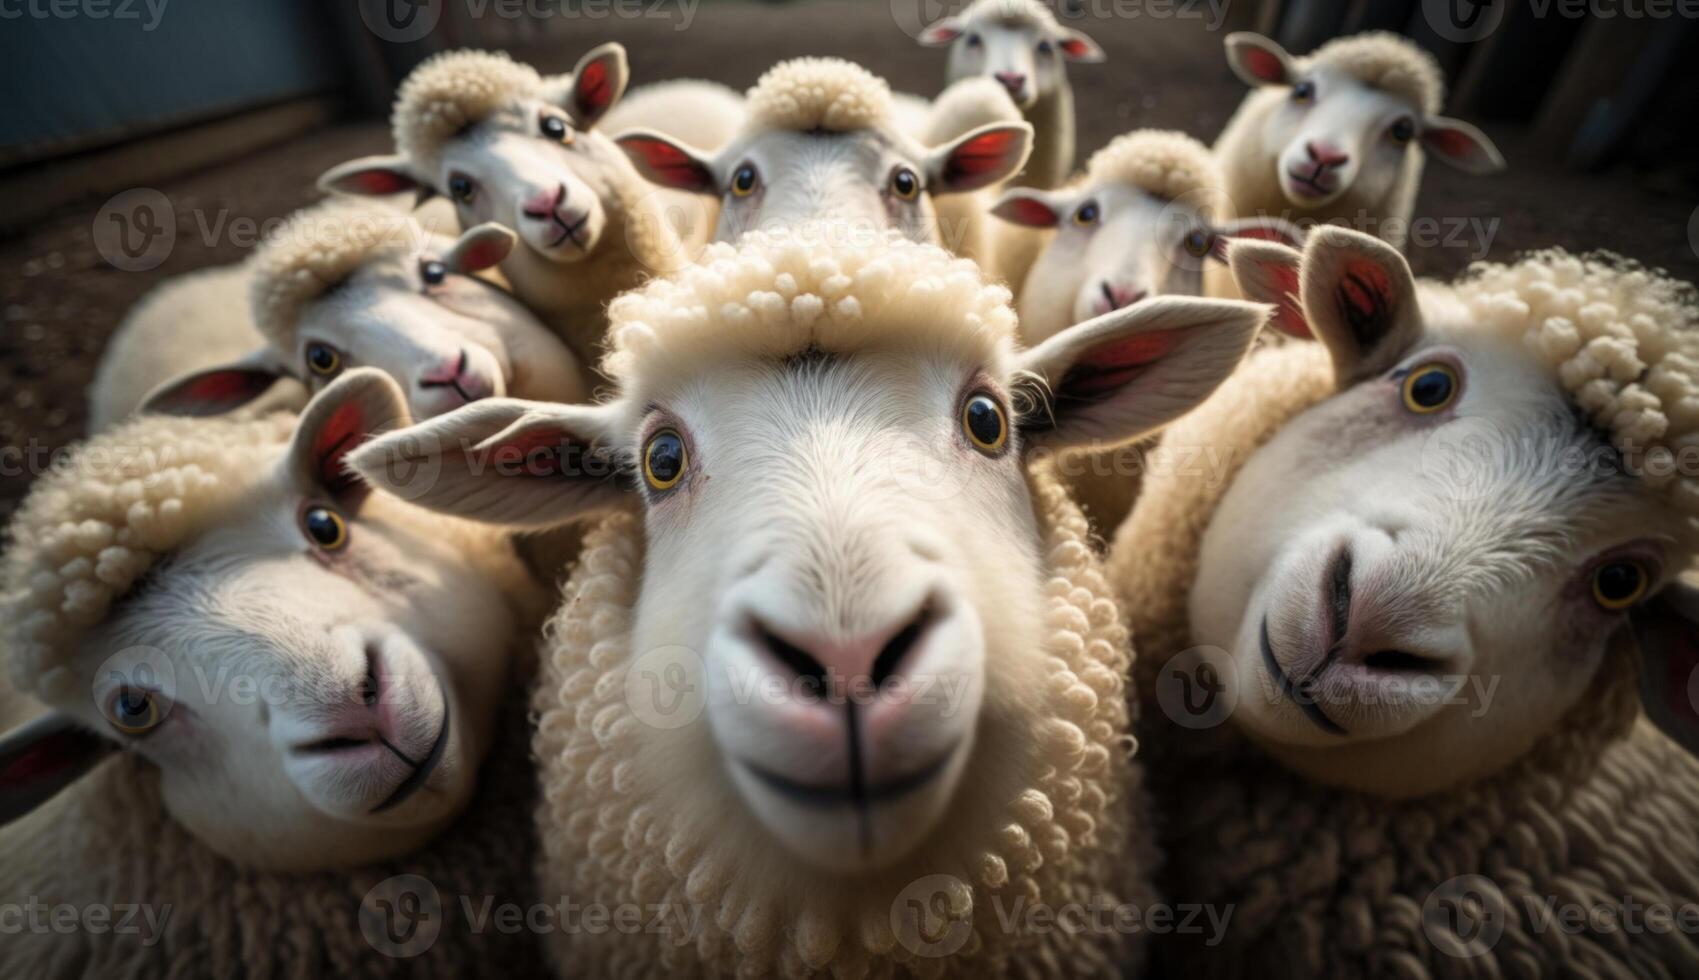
<box><xmin>957</xmin><ymin>0</ymin><xmax>1063</xmax><ymax>31</ymax></box>
<box><xmin>1085</xmin><ymin>129</ymin><xmax>1226</xmax><ymax>216</ymax></box>
<box><xmin>743</xmin><ymin>57</ymin><xmax>893</xmax><ymax>134</ymax></box>
<box><xmin>391</xmin><ymin>48</ymin><xmax>543</xmax><ymax>173</ymax></box>
<box><xmin>247</xmin><ymin>199</ymin><xmax>426</xmax><ymax>348</ymax></box>
<box><xmin>1304</xmin><ymin>31</ymin><xmax>1443</xmax><ymax>117</ymax></box>
<box><xmin>601</xmin><ymin>231</ymin><xmax>1019</xmax><ymax>395</ymax></box>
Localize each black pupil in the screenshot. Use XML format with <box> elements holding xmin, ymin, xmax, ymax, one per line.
<box><xmin>735</xmin><ymin>169</ymin><xmax>754</xmax><ymax>190</ymax></box>
<box><xmin>895</xmin><ymin>171</ymin><xmax>915</xmax><ymax>194</ymax></box>
<box><xmin>423</xmin><ymin>261</ymin><xmax>446</xmax><ymax>285</ymax></box>
<box><xmin>1410</xmin><ymin>368</ymin><xmax>1453</xmax><ymax>407</ymax></box>
<box><xmin>1188</xmin><ymin>231</ymin><xmax>1208</xmax><ymax>252</ymax></box>
<box><xmin>543</xmin><ymin>116</ymin><xmax>564</xmax><ymax>138</ymax></box>
<box><xmin>1295</xmin><ymin>82</ymin><xmax>1312</xmax><ymax>99</ymax></box>
<box><xmin>1079</xmin><ymin>205</ymin><xmax>1096</xmax><ymax>222</ymax></box>
<box><xmin>452</xmin><ymin>177</ymin><xmax>472</xmax><ymax>198</ymax></box>
<box><xmin>115</xmin><ymin>688</ymin><xmax>149</xmax><ymax>721</ymax></box>
<box><xmin>1394</xmin><ymin>121</ymin><xmax>1413</xmax><ymax>140</ymax></box>
<box><xmin>648</xmin><ymin>434</ymin><xmax>684</xmax><ymax>483</ymax></box>
<box><xmin>305</xmin><ymin>508</ymin><xmax>341</xmax><ymax>546</ymax></box>
<box><xmin>308</xmin><ymin>346</ymin><xmax>335</xmax><ymax>371</ymax></box>
<box><xmin>967</xmin><ymin>397</ymin><xmax>1003</xmax><ymax>446</ymax></box>
<box><xmin>1596</xmin><ymin>563</ymin><xmax>1643</xmax><ymax>602</ymax></box>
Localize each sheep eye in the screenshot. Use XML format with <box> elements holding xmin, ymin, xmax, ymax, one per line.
<box><xmin>643</xmin><ymin>429</ymin><xmax>688</xmax><ymax>492</ymax></box>
<box><xmin>961</xmin><ymin>392</ymin><xmax>1008</xmax><ymax>455</ymax></box>
<box><xmin>420</xmin><ymin>260</ymin><xmax>448</xmax><ymax>286</ymax></box>
<box><xmin>302</xmin><ymin>505</ymin><xmax>349</xmax><ymax>551</ymax></box>
<box><xmin>1291</xmin><ymin>80</ymin><xmax>1316</xmax><ymax>104</ymax></box>
<box><xmin>890</xmin><ymin>167</ymin><xmax>921</xmax><ymax>201</ymax></box>
<box><xmin>1400</xmin><ymin>363</ymin><xmax>1458</xmax><ymax>414</ymax></box>
<box><xmin>1036</xmin><ymin>39</ymin><xmax>1054</xmax><ymax>56</ymax></box>
<box><xmin>1592</xmin><ymin>561</ymin><xmax>1649</xmax><ymax>611</ymax></box>
<box><xmin>448</xmin><ymin>173</ymin><xmax>476</xmax><ymax>203</ymax></box>
<box><xmin>1183</xmin><ymin>228</ymin><xmax>1213</xmax><ymax>258</ymax></box>
<box><xmin>305</xmin><ymin>342</ymin><xmax>342</xmax><ymax>378</ymax></box>
<box><xmin>730</xmin><ymin>164</ymin><xmax>759</xmax><ymax>198</ymax></box>
<box><xmin>106</xmin><ymin>686</ymin><xmax>164</xmax><ymax>736</ymax></box>
<box><xmin>1390</xmin><ymin>118</ymin><xmax>1417</xmax><ymax>144</ymax></box>
<box><xmin>1072</xmin><ymin>201</ymin><xmax>1100</xmax><ymax>226</ymax></box>
<box><xmin>966</xmin><ymin>33</ymin><xmax>982</xmax><ymax>47</ymax></box>
<box><xmin>540</xmin><ymin>113</ymin><xmax>573</xmax><ymax>144</ymax></box>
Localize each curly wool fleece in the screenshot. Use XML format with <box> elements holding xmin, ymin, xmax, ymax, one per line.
<box><xmin>392</xmin><ymin>48</ymin><xmax>543</xmax><ymax>174</ymax></box>
<box><xmin>1109</xmin><ymin>255</ymin><xmax>1699</xmax><ymax>978</ymax></box>
<box><xmin>532</xmin><ymin>466</ymin><xmax>1155</xmax><ymax>978</ymax></box>
<box><xmin>744</xmin><ymin>56</ymin><xmax>894</xmax><ymax>135</ymax></box>
<box><xmin>1302</xmin><ymin>31</ymin><xmax>1443</xmax><ymax>117</ymax></box>
<box><xmin>1082</xmin><ymin>129</ymin><xmax>1226</xmax><ymax>217</ymax></box>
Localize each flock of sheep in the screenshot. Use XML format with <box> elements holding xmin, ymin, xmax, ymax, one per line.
<box><xmin>2</xmin><ymin>1</ymin><xmax>1698</xmax><ymax>977</ymax></box>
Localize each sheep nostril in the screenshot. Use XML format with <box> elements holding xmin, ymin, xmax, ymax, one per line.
<box><xmin>871</xmin><ymin>605</ymin><xmax>932</xmax><ymax>689</ymax></box>
<box><xmin>754</xmin><ymin>620</ymin><xmax>829</xmax><ymax>697</ymax></box>
<box><xmin>360</xmin><ymin>643</ymin><xmax>383</xmax><ymax>707</ymax></box>
<box><xmin>1361</xmin><ymin>650</ymin><xmax>1444</xmax><ymax>674</ymax></box>
<box><xmin>294</xmin><ymin>736</ymin><xmax>373</xmax><ymax>756</ymax></box>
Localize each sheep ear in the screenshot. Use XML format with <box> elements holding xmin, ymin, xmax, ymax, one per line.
<box><xmin>1015</xmin><ymin>295</ymin><xmax>1265</xmax><ymax>451</ymax></box>
<box><xmin>1632</xmin><ymin>576</ymin><xmax>1699</xmax><ymax>758</ymax></box>
<box><xmin>0</xmin><ymin>713</ymin><xmax>115</xmax><ymax>827</ymax></box>
<box><xmin>616</xmin><ymin>130</ymin><xmax>718</xmax><ymax>195</ymax></box>
<box><xmin>1421</xmin><ymin>116</ymin><xmax>1506</xmax><ymax>175</ymax></box>
<box><xmin>1206</xmin><ymin>216</ymin><xmax>1305</xmax><ymax>263</ymax></box>
<box><xmin>349</xmin><ymin>398</ymin><xmax>632</xmax><ymax>529</ymax></box>
<box><xmin>927</xmin><ymin>122</ymin><xmax>1033</xmax><ymax>195</ymax></box>
<box><xmin>1225</xmin><ymin>32</ymin><xmax>1295</xmax><ymax>88</ymax></box>
<box><xmin>318</xmin><ymin>155</ymin><xmax>423</xmax><ymax>198</ymax></box>
<box><xmin>1228</xmin><ymin>238</ymin><xmax>1310</xmax><ymax>340</ymax></box>
<box><xmin>918</xmin><ymin>16</ymin><xmax>965</xmax><ymax>46</ymax></box>
<box><xmin>288</xmin><ymin>368</ymin><xmax>412</xmax><ymax>511</ymax></box>
<box><xmin>1300</xmin><ymin>226</ymin><xmax>1423</xmax><ymax>383</ymax></box>
<box><xmin>1056</xmin><ymin>29</ymin><xmax>1105</xmax><ymax>63</ymax></box>
<box><xmin>140</xmin><ymin>349</ymin><xmax>291</xmax><ymax>418</ymax></box>
<box><xmin>991</xmin><ymin>187</ymin><xmax>1067</xmax><ymax>228</ymax></box>
<box><xmin>565</xmin><ymin>42</ymin><xmax>629</xmax><ymax>130</ymax></box>
<box><xmin>440</xmin><ymin>223</ymin><xmax>515</xmax><ymax>274</ymax></box>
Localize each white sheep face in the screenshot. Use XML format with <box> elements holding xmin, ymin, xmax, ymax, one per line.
<box><xmin>353</xmin><ymin>276</ymin><xmax>1267</xmax><ymax>874</ymax></box>
<box><xmin>1196</xmin><ymin>230</ymin><xmax>1679</xmax><ymax>797</ymax></box>
<box><xmin>42</xmin><ymin>373</ymin><xmax>519</xmax><ymax>869</ymax></box>
<box><xmin>919</xmin><ymin>4</ymin><xmax>1104</xmax><ymax>109</ymax></box>
<box><xmin>617</xmin><ymin>122</ymin><xmax>1030</xmax><ymax>253</ymax></box>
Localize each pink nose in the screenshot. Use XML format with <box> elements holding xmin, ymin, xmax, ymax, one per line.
<box><xmin>1306</xmin><ymin>141</ymin><xmax>1350</xmax><ymax>168</ymax></box>
<box><xmin>522</xmin><ymin>183</ymin><xmax>565</xmax><ymax>220</ymax></box>
<box><xmin>419</xmin><ymin>350</ymin><xmax>489</xmax><ymax>403</ymax></box>
<box><xmin>752</xmin><ymin>606</ymin><xmax>932</xmax><ymax>704</ymax></box>
<box><xmin>994</xmin><ymin>71</ymin><xmax>1026</xmax><ymax>94</ymax></box>
<box><xmin>1100</xmin><ymin>281</ymin><xmax>1147</xmax><ymax>311</ymax></box>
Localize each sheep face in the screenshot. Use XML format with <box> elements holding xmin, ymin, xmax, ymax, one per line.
<box><xmin>1193</xmin><ymin>229</ymin><xmax>1682</xmax><ymax>797</ymax></box>
<box><xmin>618</xmin><ymin>123</ymin><xmax>1030</xmax><ymax>254</ymax></box>
<box><xmin>994</xmin><ymin>180</ymin><xmax>1301</xmax><ymax>343</ymax></box>
<box><xmin>352</xmin><ymin>243</ymin><xmax>1265</xmax><ymax>873</ymax></box>
<box><xmin>44</xmin><ymin>373</ymin><xmax>517</xmax><ymax>869</ymax></box>
<box><xmin>919</xmin><ymin>2</ymin><xmax>1104</xmax><ymax>110</ymax></box>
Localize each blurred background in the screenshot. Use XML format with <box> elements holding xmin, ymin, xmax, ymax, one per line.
<box><xmin>2</xmin><ymin>0</ymin><xmax>1697</xmax><ymax>518</ymax></box>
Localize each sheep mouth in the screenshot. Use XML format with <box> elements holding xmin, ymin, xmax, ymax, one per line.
<box><xmin>1285</xmin><ymin>167</ymin><xmax>1338</xmax><ymax>199</ymax></box>
<box><xmin>542</xmin><ymin>211</ymin><xmax>591</xmax><ymax>251</ymax></box>
<box><xmin>1260</xmin><ymin>616</ymin><xmax>1347</xmax><ymax>736</ymax></box>
<box><xmin>369</xmin><ymin>696</ymin><xmax>450</xmax><ymax>814</ymax></box>
<box><xmin>739</xmin><ymin>740</ymin><xmax>959</xmax><ymax>811</ymax></box>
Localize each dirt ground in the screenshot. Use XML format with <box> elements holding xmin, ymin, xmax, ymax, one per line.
<box><xmin>3</xmin><ymin>0</ymin><xmax>1696</xmax><ymax>521</ymax></box>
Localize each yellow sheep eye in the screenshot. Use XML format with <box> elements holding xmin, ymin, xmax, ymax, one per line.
<box><xmin>1072</xmin><ymin>201</ymin><xmax>1100</xmax><ymax>226</ymax></box>
<box><xmin>305</xmin><ymin>343</ymin><xmax>341</xmax><ymax>377</ymax></box>
<box><xmin>730</xmin><ymin>165</ymin><xmax>759</xmax><ymax>198</ymax></box>
<box><xmin>961</xmin><ymin>393</ymin><xmax>1008</xmax><ymax>455</ymax></box>
<box><xmin>1183</xmin><ymin>228</ymin><xmax>1213</xmax><ymax>258</ymax></box>
<box><xmin>1592</xmin><ymin>561</ymin><xmax>1648</xmax><ymax>611</ymax></box>
<box><xmin>106</xmin><ymin>687</ymin><xmax>164</xmax><ymax>736</ymax></box>
<box><xmin>1401</xmin><ymin>363</ymin><xmax>1458</xmax><ymax>414</ymax></box>
<box><xmin>890</xmin><ymin>167</ymin><xmax>920</xmax><ymax>201</ymax></box>
<box><xmin>643</xmin><ymin>429</ymin><xmax>688</xmax><ymax>491</ymax></box>
<box><xmin>302</xmin><ymin>506</ymin><xmax>349</xmax><ymax>551</ymax></box>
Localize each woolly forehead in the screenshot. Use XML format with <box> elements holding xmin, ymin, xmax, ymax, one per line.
<box><xmin>1303</xmin><ymin>32</ymin><xmax>1443</xmax><ymax>117</ymax></box>
<box><xmin>1083</xmin><ymin>131</ymin><xmax>1226</xmax><ymax>216</ymax></box>
<box><xmin>391</xmin><ymin>50</ymin><xmax>545</xmax><ymax>171</ymax></box>
<box><xmin>599</xmin><ymin>238</ymin><xmax>1019</xmax><ymax>404</ymax></box>
<box><xmin>741</xmin><ymin>57</ymin><xmax>898</xmax><ymax>140</ymax></box>
<box><xmin>960</xmin><ymin>0</ymin><xmax>1063</xmax><ymax>30</ymax></box>
<box><xmin>248</xmin><ymin>209</ymin><xmax>437</xmax><ymax>346</ymax></box>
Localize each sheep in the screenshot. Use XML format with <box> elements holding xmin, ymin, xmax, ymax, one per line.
<box><xmin>98</xmin><ymin>199</ymin><xmax>586</xmax><ymax>432</ymax></box>
<box><xmin>1107</xmin><ymin>225</ymin><xmax>1699</xmax><ymax>977</ymax></box>
<box><xmin>349</xmin><ymin>232</ymin><xmax>1271</xmax><ymax>977</ymax></box>
<box><xmin>1213</xmin><ymin>31</ymin><xmax>1505</xmax><ymax>250</ymax></box>
<box><xmin>318</xmin><ymin>44</ymin><xmax>697</xmax><ymax>366</ymax></box>
<box><xmin>0</xmin><ymin>369</ymin><xmax>553</xmax><ymax>973</ymax></box>
<box><xmin>599</xmin><ymin>76</ymin><xmax>746</xmax><ymax>153</ymax></box>
<box><xmin>614</xmin><ymin>57</ymin><xmax>1032</xmax><ymax>276</ymax></box>
<box><xmin>918</xmin><ymin>0</ymin><xmax>1105</xmax><ymax>190</ymax></box>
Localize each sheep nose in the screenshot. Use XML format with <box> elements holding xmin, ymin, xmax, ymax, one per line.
<box><xmin>521</xmin><ymin>183</ymin><xmax>565</xmax><ymax>220</ymax></box>
<box><xmin>1306</xmin><ymin>141</ymin><xmax>1350</xmax><ymax>168</ymax></box>
<box><xmin>751</xmin><ymin>604</ymin><xmax>933</xmax><ymax>704</ymax></box>
<box><xmin>1099</xmin><ymin>281</ymin><xmax>1147</xmax><ymax>311</ymax></box>
<box><xmin>994</xmin><ymin>71</ymin><xmax>1027</xmax><ymax>95</ymax></box>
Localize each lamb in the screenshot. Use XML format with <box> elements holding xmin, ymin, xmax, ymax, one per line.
<box><xmin>98</xmin><ymin>199</ymin><xmax>586</xmax><ymax>429</ymax></box>
<box><xmin>918</xmin><ymin>0</ymin><xmax>1105</xmax><ymax>190</ymax></box>
<box><xmin>1213</xmin><ymin>31</ymin><xmax>1504</xmax><ymax>249</ymax></box>
<box><xmin>1108</xmin><ymin>225</ymin><xmax>1699</xmax><ymax>977</ymax></box>
<box><xmin>318</xmin><ymin>44</ymin><xmax>698</xmax><ymax>366</ymax></box>
<box><xmin>614</xmin><ymin>57</ymin><xmax>1031</xmax><ymax>275</ymax></box>
<box><xmin>350</xmin><ymin>232</ymin><xmax>1271</xmax><ymax>976</ymax></box>
<box><xmin>0</xmin><ymin>369</ymin><xmax>553</xmax><ymax>973</ymax></box>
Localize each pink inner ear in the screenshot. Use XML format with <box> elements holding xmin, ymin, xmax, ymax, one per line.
<box><xmin>621</xmin><ymin>138</ymin><xmax>710</xmax><ymax>189</ymax></box>
<box><xmin>1424</xmin><ymin>127</ymin><xmax>1477</xmax><ymax>159</ymax></box>
<box><xmin>1339</xmin><ymin>258</ymin><xmax>1394</xmax><ymax>322</ymax></box>
<box><xmin>946</xmin><ymin>131</ymin><xmax>1020</xmax><ymax>182</ymax></box>
<box><xmin>487</xmin><ymin>427</ymin><xmax>574</xmax><ymax>477</ymax></box>
<box><xmin>313</xmin><ymin>402</ymin><xmax>367</xmax><ymax>495</ymax></box>
<box><xmin>1059</xmin><ymin>37</ymin><xmax>1093</xmax><ymax>57</ymax></box>
<box><xmin>999</xmin><ymin>197</ymin><xmax>1059</xmax><ymax>228</ymax></box>
<box><xmin>1060</xmin><ymin>329</ymin><xmax>1184</xmax><ymax>400</ymax></box>
<box><xmin>920</xmin><ymin>24</ymin><xmax>961</xmax><ymax>44</ymax></box>
<box><xmin>455</xmin><ymin>237</ymin><xmax>508</xmax><ymax>272</ymax></box>
<box><xmin>1242</xmin><ymin>47</ymin><xmax>1285</xmax><ymax>83</ymax></box>
<box><xmin>575</xmin><ymin>59</ymin><xmax>612</xmax><ymax>119</ymax></box>
<box><xmin>153</xmin><ymin>368</ymin><xmax>276</xmax><ymax>415</ymax></box>
<box><xmin>3</xmin><ymin>740</ymin><xmax>69</xmax><ymax>783</ymax></box>
<box><xmin>342</xmin><ymin>169</ymin><xmax>414</xmax><ymax>196</ymax></box>
<box><xmin>1265</xmin><ymin>262</ymin><xmax>1310</xmax><ymax>338</ymax></box>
